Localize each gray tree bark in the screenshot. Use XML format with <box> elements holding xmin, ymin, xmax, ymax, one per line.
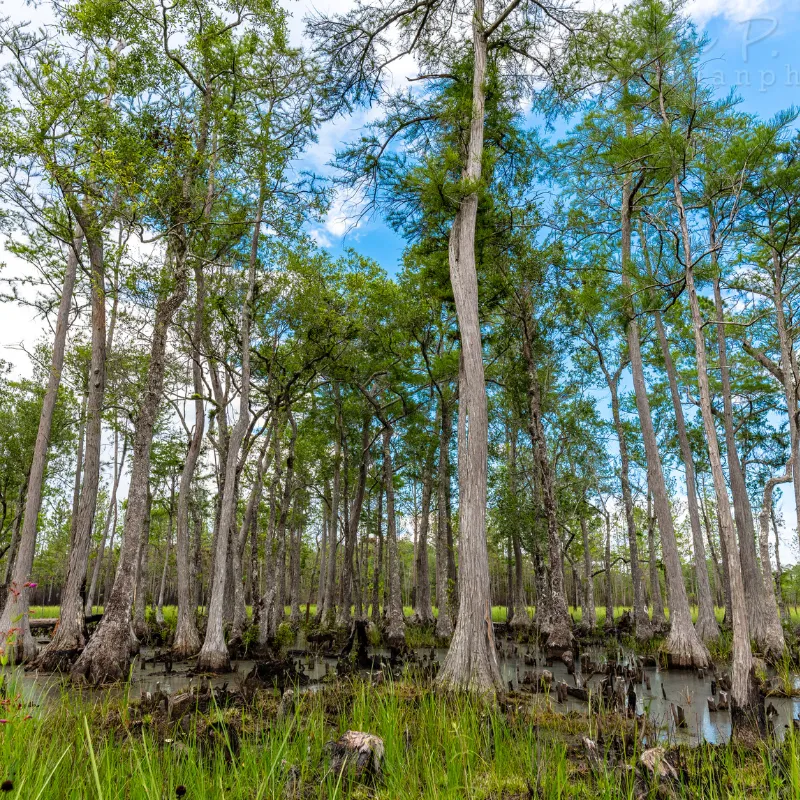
<box><xmin>652</xmin><ymin>308</ymin><xmax>719</xmax><ymax>642</ymax></box>
<box><xmin>621</xmin><ymin>178</ymin><xmax>708</xmax><ymax>667</ymax></box>
<box><xmin>0</xmin><ymin>232</ymin><xmax>83</xmax><ymax>661</ymax></box>
<box><xmin>436</xmin><ymin>6</ymin><xmax>501</xmax><ymax>693</ymax></box>
<box><xmin>196</xmin><ymin>183</ymin><xmax>262</xmax><ymax>672</ymax></box>
<box><xmin>71</xmin><ymin>243</ymin><xmax>189</xmax><ymax>683</ymax></box>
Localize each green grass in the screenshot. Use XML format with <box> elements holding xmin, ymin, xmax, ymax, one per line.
<box><xmin>0</xmin><ymin>676</ymin><xmax>797</xmax><ymax>798</ymax></box>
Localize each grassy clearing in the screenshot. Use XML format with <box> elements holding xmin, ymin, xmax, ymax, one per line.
<box><xmin>0</xmin><ymin>676</ymin><xmax>797</xmax><ymax>798</ymax></box>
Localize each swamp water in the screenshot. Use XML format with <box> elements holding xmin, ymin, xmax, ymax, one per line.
<box><xmin>9</xmin><ymin>630</ymin><xmax>799</xmax><ymax>745</ymax></box>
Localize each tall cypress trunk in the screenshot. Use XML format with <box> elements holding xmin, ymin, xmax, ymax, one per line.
<box><xmin>71</xmin><ymin>245</ymin><xmax>189</xmax><ymax>683</ymax></box>
<box><xmin>133</xmin><ymin>490</ymin><xmax>152</xmax><ymax>639</ymax></box>
<box><xmin>621</xmin><ymin>177</ymin><xmax>708</xmax><ymax>667</ymax></box>
<box><xmin>0</xmin><ymin>232</ymin><xmax>83</xmax><ymax>661</ymax></box>
<box><xmin>712</xmin><ymin>268</ymin><xmax>783</xmax><ymax>657</ymax></box>
<box><xmin>767</xmin><ymin>241</ymin><xmax>800</xmax><ymax>553</ymax></box>
<box><xmin>655</xmin><ymin>79</ymin><xmax>755</xmax><ymax>720</ymax></box>
<box><xmin>197</xmin><ymin>180</ymin><xmax>262</xmax><ymax>672</ymax></box>
<box><xmin>646</xmin><ymin>493</ymin><xmax>666</xmax><ymax>626</ymax></box>
<box><xmin>652</xmin><ymin>308</ymin><xmax>719</xmax><ymax>642</ymax></box>
<box><xmin>598</xmin><ymin>352</ymin><xmax>649</xmax><ymax>636</ymax></box>
<box><xmin>173</xmin><ymin>265</ymin><xmax>207</xmax><ymax>657</ymax></box>
<box><xmin>321</xmin><ymin>398</ymin><xmax>342</xmax><ymax>626</ymax></box>
<box><xmin>759</xmin><ymin>464</ymin><xmax>791</xmax><ymax>632</ymax></box>
<box><xmin>435</xmin><ymin>0</ymin><xmax>501</xmax><ymax>693</ymax></box>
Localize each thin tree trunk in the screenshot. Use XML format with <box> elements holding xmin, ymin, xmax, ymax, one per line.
<box><xmin>232</xmin><ymin>433</ymin><xmax>271</xmax><ymax>640</ymax></box>
<box><xmin>507</xmin><ymin>426</ymin><xmax>530</xmax><ymax>631</ymax></box>
<box><xmin>197</xmin><ymin>180</ymin><xmax>262</xmax><ymax>672</ymax></box>
<box><xmin>579</xmin><ymin>513</ymin><xmax>595</xmax><ymax>630</ymax></box>
<box><xmin>759</xmin><ymin>463</ymin><xmax>791</xmax><ymax>629</ymax></box>
<box><xmin>521</xmin><ymin>316</ymin><xmax>572</xmax><ymax>650</ymax></box>
<box><xmin>321</xmin><ymin>401</ymin><xmax>341</xmax><ymax>626</ymax></box>
<box><xmin>173</xmin><ymin>266</ymin><xmax>207</xmax><ymax>657</ymax></box>
<box><xmin>156</xmin><ymin>477</ymin><xmax>175</xmax><ymax>624</ymax></box>
<box><xmin>435</xmin><ymin>398</ymin><xmax>454</xmax><ymax>637</ymax></box>
<box><xmin>289</xmin><ymin>523</ymin><xmax>302</xmax><ymax>624</ymax></box>
<box><xmin>86</xmin><ymin>432</ymin><xmax>127</xmax><ymax>615</ymax></box>
<box><xmin>411</xmin><ymin>436</ymin><xmax>435</xmax><ymax>625</ymax></box>
<box><xmin>712</xmin><ymin>270</ymin><xmax>783</xmax><ymax>657</ymax></box>
<box><xmin>0</xmin><ymin>232</ymin><xmax>83</xmax><ymax>661</ymax></box>
<box><xmin>621</xmin><ymin>181</ymin><xmax>707</xmax><ymax>667</ymax></box>
<box><xmin>337</xmin><ymin>416</ymin><xmax>371</xmax><ymax>626</ymax></box>
<box><xmin>657</xmin><ymin>92</ymin><xmax>754</xmax><ymax>721</ymax></box>
<box><xmin>259</xmin><ymin>415</ymin><xmax>297</xmax><ymax>643</ymax></box>
<box><xmin>652</xmin><ymin>307</ymin><xmax>719</xmax><ymax>642</ymax></box>
<box><xmin>371</xmin><ymin>479</ymin><xmax>383</xmax><ymax>625</ymax></box>
<box><xmin>603</xmin><ymin>508</ymin><xmax>613</xmax><ymax>628</ymax></box>
<box><xmin>383</xmin><ymin>425</ymin><xmax>406</xmax><ymax>644</ymax></box>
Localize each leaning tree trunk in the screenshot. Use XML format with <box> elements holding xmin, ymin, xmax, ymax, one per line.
<box><xmin>197</xmin><ymin>184</ymin><xmax>262</xmax><ymax>672</ymax></box>
<box><xmin>0</xmin><ymin>232</ymin><xmax>83</xmax><ymax>661</ymax></box>
<box><xmin>621</xmin><ymin>181</ymin><xmax>708</xmax><ymax>668</ymax></box>
<box><xmin>658</xmin><ymin>115</ymin><xmax>755</xmax><ymax>725</ymax></box>
<box><xmin>435</xmin><ymin>398</ymin><xmax>455</xmax><ymax>638</ymax></box>
<box><xmin>382</xmin><ymin>426</ymin><xmax>406</xmax><ymax>645</ymax></box>
<box><xmin>435</xmin><ymin>15</ymin><xmax>501</xmax><ymax>691</ymax></box>
<box><xmin>37</xmin><ymin>234</ymin><xmax>106</xmax><ymax>671</ymax></box>
<box><xmin>712</xmin><ymin>270</ymin><xmax>783</xmax><ymax>658</ymax></box>
<box><xmin>71</xmin><ymin>248</ymin><xmax>188</xmax><ymax>684</ymax></box>
<box><xmin>652</xmin><ymin>308</ymin><xmax>719</xmax><ymax>643</ymax></box>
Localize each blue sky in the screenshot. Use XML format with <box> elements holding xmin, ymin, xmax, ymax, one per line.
<box><xmin>304</xmin><ymin>1</ymin><xmax>800</xmax><ymax>272</ymax></box>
